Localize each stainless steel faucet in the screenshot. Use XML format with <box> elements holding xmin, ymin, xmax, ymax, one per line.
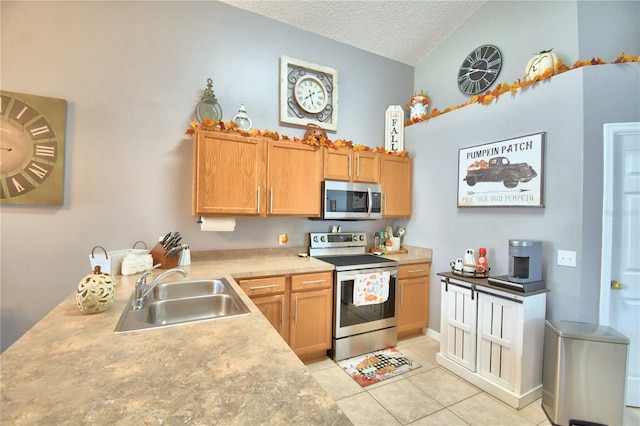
<box><xmin>133</xmin><ymin>267</ymin><xmax>188</xmax><ymax>310</ymax></box>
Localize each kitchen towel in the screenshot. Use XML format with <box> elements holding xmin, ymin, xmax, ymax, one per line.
<box><xmin>200</xmin><ymin>217</ymin><xmax>236</xmax><ymax>232</ymax></box>
<box><xmin>353</xmin><ymin>271</ymin><xmax>390</xmax><ymax>306</ymax></box>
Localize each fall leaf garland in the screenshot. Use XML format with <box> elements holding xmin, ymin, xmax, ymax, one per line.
<box><xmin>405</xmin><ymin>52</ymin><xmax>639</xmax><ymax>126</ymax></box>
<box><xmin>185</xmin><ymin>119</ymin><xmax>410</xmax><ymax>157</ymax></box>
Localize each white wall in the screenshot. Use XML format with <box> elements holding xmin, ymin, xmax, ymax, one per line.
<box><xmin>0</xmin><ymin>1</ymin><xmax>413</xmax><ymax>351</ymax></box>
<box><xmin>407</xmin><ymin>0</ymin><xmax>640</xmax><ymax>331</ymax></box>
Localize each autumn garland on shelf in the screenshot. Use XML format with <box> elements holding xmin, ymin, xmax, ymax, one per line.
<box><xmin>405</xmin><ymin>52</ymin><xmax>640</xmax><ymax>126</ymax></box>
<box><xmin>185</xmin><ymin>119</ymin><xmax>410</xmax><ymax>157</ymax></box>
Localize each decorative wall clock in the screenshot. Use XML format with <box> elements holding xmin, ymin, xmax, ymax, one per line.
<box><xmin>457</xmin><ymin>44</ymin><xmax>503</xmax><ymax>95</ymax></box>
<box><xmin>0</xmin><ymin>91</ymin><xmax>67</xmax><ymax>206</ymax></box>
<box><xmin>280</xmin><ymin>55</ymin><xmax>338</xmax><ymax>131</ymax></box>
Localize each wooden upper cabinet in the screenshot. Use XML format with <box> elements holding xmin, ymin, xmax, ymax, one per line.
<box><xmin>267</xmin><ymin>140</ymin><xmax>323</xmax><ymax>216</ymax></box>
<box><xmin>380</xmin><ymin>155</ymin><xmax>412</xmax><ymax>217</ymax></box>
<box><xmin>324</xmin><ymin>148</ymin><xmax>379</xmax><ymax>183</ymax></box>
<box><xmin>193</xmin><ymin>131</ymin><xmax>265</xmax><ymax>215</ymax></box>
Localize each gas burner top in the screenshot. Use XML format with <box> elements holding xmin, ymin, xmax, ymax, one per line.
<box><xmin>314</xmin><ymin>254</ymin><xmax>398</xmax><ymax>272</ymax></box>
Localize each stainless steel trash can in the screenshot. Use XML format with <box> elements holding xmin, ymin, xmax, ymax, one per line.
<box><xmin>542</xmin><ymin>320</ymin><xmax>629</xmax><ymax>426</ymax></box>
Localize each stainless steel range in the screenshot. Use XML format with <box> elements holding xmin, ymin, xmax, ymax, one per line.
<box><xmin>310</xmin><ymin>232</ymin><xmax>399</xmax><ymax>361</ymax></box>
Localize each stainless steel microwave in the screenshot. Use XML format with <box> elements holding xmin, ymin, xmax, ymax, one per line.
<box><xmin>322</xmin><ymin>180</ymin><xmax>383</xmax><ymax>220</ymax></box>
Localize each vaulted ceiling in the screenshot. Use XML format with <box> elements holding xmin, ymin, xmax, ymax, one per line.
<box><xmin>219</xmin><ymin>1</ymin><xmax>487</xmax><ymax>66</ymax></box>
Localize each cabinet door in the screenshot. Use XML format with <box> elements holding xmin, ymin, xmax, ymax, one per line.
<box><xmin>353</xmin><ymin>151</ymin><xmax>380</xmax><ymax>183</ymax></box>
<box><xmin>380</xmin><ymin>155</ymin><xmax>412</xmax><ymax>217</ymax></box>
<box><xmin>476</xmin><ymin>292</ymin><xmax>519</xmax><ymax>391</ymax></box>
<box><xmin>440</xmin><ymin>280</ymin><xmax>476</xmax><ymax>371</ymax></box>
<box><xmin>252</xmin><ymin>294</ymin><xmax>288</xmax><ymax>342</ymax></box>
<box><xmin>323</xmin><ymin>148</ymin><xmax>352</xmax><ymax>181</ymax></box>
<box><xmin>289</xmin><ymin>288</ymin><xmax>332</xmax><ymax>356</ymax></box>
<box><xmin>397</xmin><ymin>276</ymin><xmax>429</xmax><ymax>336</ymax></box>
<box><xmin>267</xmin><ymin>141</ymin><xmax>323</xmax><ymax>216</ymax></box>
<box><xmin>193</xmin><ymin>131</ymin><xmax>265</xmax><ymax>215</ymax></box>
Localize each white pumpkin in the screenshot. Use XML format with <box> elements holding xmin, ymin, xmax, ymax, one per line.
<box><xmin>525</xmin><ymin>49</ymin><xmax>561</xmax><ymax>81</ymax></box>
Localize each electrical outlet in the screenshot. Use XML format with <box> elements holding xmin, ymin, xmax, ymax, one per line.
<box><xmin>557</xmin><ymin>250</ymin><xmax>577</xmax><ymax>267</ymax></box>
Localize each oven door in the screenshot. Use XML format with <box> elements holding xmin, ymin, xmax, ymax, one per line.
<box><xmin>334</xmin><ymin>266</ymin><xmax>398</xmax><ymax>339</ymax></box>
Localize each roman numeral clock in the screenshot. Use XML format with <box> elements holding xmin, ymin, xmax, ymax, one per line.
<box><xmin>280</xmin><ymin>56</ymin><xmax>338</xmax><ymax>131</ymax></box>
<box><xmin>0</xmin><ymin>91</ymin><xmax>67</xmax><ymax>205</ymax></box>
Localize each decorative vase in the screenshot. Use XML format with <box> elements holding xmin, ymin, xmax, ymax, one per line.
<box><xmin>76</xmin><ymin>266</ymin><xmax>117</xmax><ymax>314</ymax></box>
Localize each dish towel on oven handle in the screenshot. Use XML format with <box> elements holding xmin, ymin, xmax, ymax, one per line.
<box><xmin>353</xmin><ymin>271</ymin><xmax>390</xmax><ymax>306</ymax></box>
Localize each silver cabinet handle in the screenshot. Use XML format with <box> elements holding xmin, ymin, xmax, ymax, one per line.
<box><xmin>270</xmin><ymin>187</ymin><xmax>274</xmax><ymax>213</ymax></box>
<box><xmin>407</xmin><ymin>269</ymin><xmax>426</xmax><ymax>274</ymax></box>
<box><xmin>257</xmin><ymin>186</ymin><xmax>261</xmax><ymax>213</ymax></box>
<box><xmin>300</xmin><ymin>279</ymin><xmax>326</xmax><ymax>285</ymax></box>
<box><xmin>348</xmin><ymin>153</ymin><xmax>352</xmax><ymax>177</ymax></box>
<box><xmin>356</xmin><ymin>154</ymin><xmax>361</xmax><ymax>177</ymax></box>
<box><xmin>294</xmin><ymin>295</ymin><xmax>298</xmax><ymax>325</ymax></box>
<box><xmin>248</xmin><ymin>284</ymin><xmax>279</xmax><ymax>290</ymax></box>
<box><xmin>281</xmin><ymin>297</ymin><xmax>285</xmax><ymax>329</ymax></box>
<box><xmin>401</xmin><ymin>282</ymin><xmax>405</xmax><ymax>306</ymax></box>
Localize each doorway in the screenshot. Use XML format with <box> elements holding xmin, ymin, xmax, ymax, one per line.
<box><xmin>599</xmin><ymin>122</ymin><xmax>640</xmax><ymax>407</ymax></box>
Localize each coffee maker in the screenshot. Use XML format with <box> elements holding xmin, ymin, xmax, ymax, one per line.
<box><xmin>508</xmin><ymin>239</ymin><xmax>542</xmax><ymax>283</ymax></box>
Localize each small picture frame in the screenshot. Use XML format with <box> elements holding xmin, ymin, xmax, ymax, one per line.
<box><xmin>457</xmin><ymin>132</ymin><xmax>545</xmax><ymax>207</ymax></box>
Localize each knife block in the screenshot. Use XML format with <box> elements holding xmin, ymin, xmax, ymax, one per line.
<box><xmin>150</xmin><ymin>242</ymin><xmax>179</xmax><ymax>269</ymax></box>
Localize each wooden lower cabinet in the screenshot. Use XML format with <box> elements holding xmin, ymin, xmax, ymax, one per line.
<box><xmin>237</xmin><ymin>271</ymin><xmax>333</xmax><ymax>361</ymax></box>
<box><xmin>289</xmin><ymin>288</ymin><xmax>332</xmax><ymax>357</ymax></box>
<box><xmin>397</xmin><ymin>262</ymin><xmax>430</xmax><ymax>338</ymax></box>
<box><xmin>252</xmin><ymin>294</ymin><xmax>287</xmax><ymax>341</ymax></box>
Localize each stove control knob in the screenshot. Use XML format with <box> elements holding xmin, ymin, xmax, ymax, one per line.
<box><xmin>312</xmin><ymin>235</ymin><xmax>318</xmax><ymax>243</ymax></box>
<box><xmin>320</xmin><ymin>235</ymin><xmax>326</xmax><ymax>242</ymax></box>
<box><xmin>359</xmin><ymin>235</ymin><xmax>365</xmax><ymax>241</ymax></box>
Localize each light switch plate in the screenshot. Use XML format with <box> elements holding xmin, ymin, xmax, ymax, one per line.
<box><xmin>557</xmin><ymin>250</ymin><xmax>577</xmax><ymax>267</ymax></box>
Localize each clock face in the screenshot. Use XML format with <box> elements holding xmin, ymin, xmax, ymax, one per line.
<box><xmin>458</xmin><ymin>45</ymin><xmax>503</xmax><ymax>95</ymax></box>
<box><xmin>294</xmin><ymin>75</ymin><xmax>328</xmax><ymax>114</ymax></box>
<box><xmin>280</xmin><ymin>56</ymin><xmax>339</xmax><ymax>131</ymax></box>
<box><xmin>0</xmin><ymin>92</ymin><xmax>67</xmax><ymax>205</ymax></box>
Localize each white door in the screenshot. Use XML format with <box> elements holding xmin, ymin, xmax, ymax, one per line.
<box><xmin>441</xmin><ymin>279</ymin><xmax>477</xmax><ymax>371</ymax></box>
<box><xmin>477</xmin><ymin>292</ymin><xmax>518</xmax><ymax>391</ymax></box>
<box><xmin>600</xmin><ymin>122</ymin><xmax>640</xmax><ymax>407</ymax></box>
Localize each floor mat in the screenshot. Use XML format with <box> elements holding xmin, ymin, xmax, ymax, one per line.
<box><xmin>337</xmin><ymin>347</ymin><xmax>421</xmax><ymax>387</ymax></box>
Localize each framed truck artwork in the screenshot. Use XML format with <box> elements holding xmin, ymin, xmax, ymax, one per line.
<box><xmin>457</xmin><ymin>132</ymin><xmax>545</xmax><ymax>207</ymax></box>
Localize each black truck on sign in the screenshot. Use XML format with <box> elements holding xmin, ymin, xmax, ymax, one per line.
<box><xmin>464</xmin><ymin>156</ymin><xmax>537</xmax><ymax>188</ymax></box>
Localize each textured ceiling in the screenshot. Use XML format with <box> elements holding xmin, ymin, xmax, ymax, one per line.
<box><xmin>219</xmin><ymin>0</ymin><xmax>486</xmax><ymax>66</ymax></box>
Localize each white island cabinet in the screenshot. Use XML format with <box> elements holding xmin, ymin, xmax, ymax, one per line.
<box><xmin>436</xmin><ymin>273</ymin><xmax>547</xmax><ymax>409</ymax></box>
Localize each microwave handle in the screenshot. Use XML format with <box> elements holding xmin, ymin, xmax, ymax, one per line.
<box><xmin>367</xmin><ymin>187</ymin><xmax>372</xmax><ymax>216</ymax></box>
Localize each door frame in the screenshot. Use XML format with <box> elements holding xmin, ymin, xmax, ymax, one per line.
<box><xmin>599</xmin><ymin>122</ymin><xmax>640</xmax><ymax>325</ymax></box>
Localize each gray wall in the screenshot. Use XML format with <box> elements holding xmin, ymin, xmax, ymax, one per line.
<box><xmin>0</xmin><ymin>1</ymin><xmax>412</xmax><ymax>352</ymax></box>
<box><xmin>406</xmin><ymin>0</ymin><xmax>640</xmax><ymax>332</ymax></box>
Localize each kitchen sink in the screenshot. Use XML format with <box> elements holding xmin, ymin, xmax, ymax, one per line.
<box><xmin>114</xmin><ymin>277</ymin><xmax>250</xmax><ymax>333</ymax></box>
<box><xmin>153</xmin><ymin>279</ymin><xmax>227</xmax><ymax>300</ymax></box>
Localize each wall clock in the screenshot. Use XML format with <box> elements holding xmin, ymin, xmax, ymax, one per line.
<box><xmin>0</xmin><ymin>91</ymin><xmax>67</xmax><ymax>205</ymax></box>
<box><xmin>280</xmin><ymin>55</ymin><xmax>338</xmax><ymax>131</ymax></box>
<box><xmin>457</xmin><ymin>44</ymin><xmax>503</xmax><ymax>95</ymax></box>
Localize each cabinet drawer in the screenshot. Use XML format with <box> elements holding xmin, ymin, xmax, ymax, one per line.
<box><xmin>238</xmin><ymin>276</ymin><xmax>286</xmax><ymax>296</ymax></box>
<box><xmin>399</xmin><ymin>262</ymin><xmax>430</xmax><ymax>279</ymax></box>
<box><xmin>291</xmin><ymin>271</ymin><xmax>332</xmax><ymax>292</ymax></box>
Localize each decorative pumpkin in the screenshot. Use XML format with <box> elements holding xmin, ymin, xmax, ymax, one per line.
<box><xmin>524</xmin><ymin>49</ymin><xmax>562</xmax><ymax>81</ymax></box>
<box><xmin>303</xmin><ymin>123</ymin><xmax>327</xmax><ymax>140</ymax></box>
<box><xmin>76</xmin><ymin>266</ymin><xmax>117</xmax><ymax>314</ymax></box>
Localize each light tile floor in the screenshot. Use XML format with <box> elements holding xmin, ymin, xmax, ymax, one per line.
<box><xmin>306</xmin><ymin>334</ymin><xmax>640</xmax><ymax>425</ymax></box>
